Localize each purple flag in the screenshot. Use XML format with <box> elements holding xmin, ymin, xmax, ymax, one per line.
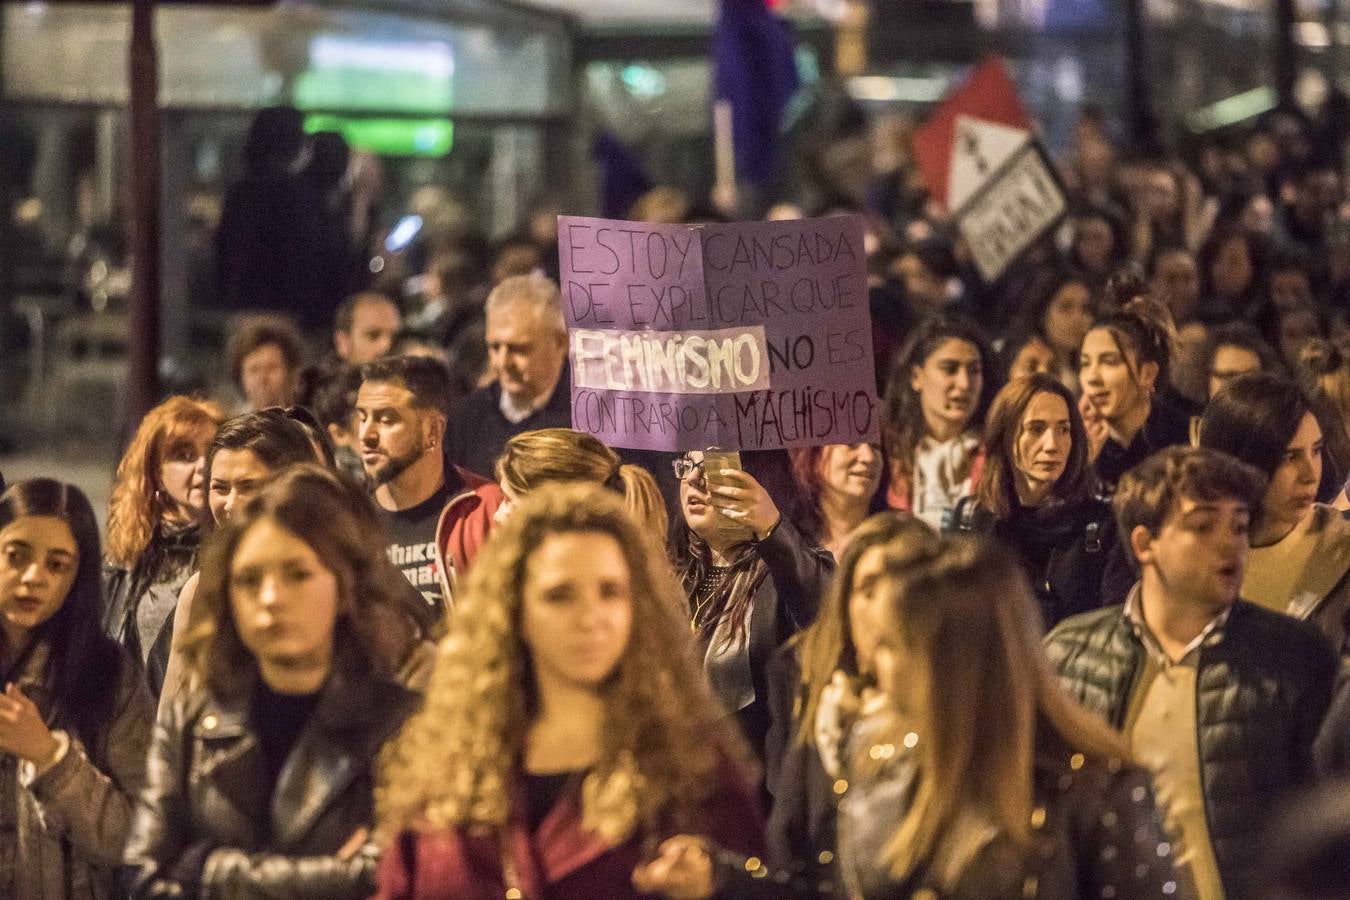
<box><xmin>713</xmin><ymin>0</ymin><xmax>800</xmax><ymax>185</ymax></box>
<box><xmin>592</xmin><ymin>130</ymin><xmax>655</xmax><ymax>220</ymax></box>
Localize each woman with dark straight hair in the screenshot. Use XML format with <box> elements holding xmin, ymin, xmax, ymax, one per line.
<box><xmin>0</xmin><ymin>479</ymin><xmax>154</xmax><ymax>900</ymax></box>
<box><xmin>1198</xmin><ymin>372</ymin><xmax>1350</xmax><ymax>649</ymax></box>
<box><xmin>124</xmin><ymin>464</ymin><xmax>430</xmax><ymax>899</ymax></box>
<box><xmin>952</xmin><ymin>374</ymin><xmax>1133</xmax><ymax>626</ymax></box>
<box><xmin>881</xmin><ymin>316</ymin><xmax>997</xmax><ymax>530</ymax></box>
<box><xmin>673</xmin><ymin>450</ymin><xmax>833</xmax><ymax>763</ymax></box>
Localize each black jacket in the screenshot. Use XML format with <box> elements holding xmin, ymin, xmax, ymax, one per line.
<box><xmin>693</xmin><ymin>517</ymin><xmax>833</xmax><ymax>763</ymax></box>
<box><xmin>951</xmin><ymin>496</ymin><xmax>1134</xmax><ymax>628</ymax></box>
<box><xmin>104</xmin><ymin>521</ymin><xmax>203</xmax><ymax>699</ymax></box>
<box><xmin>837</xmin><ymin>742</ymin><xmax>1178</xmax><ymax>899</ymax></box>
<box><xmin>122</xmin><ymin>661</ymin><xmax>420</xmax><ymax>899</ymax></box>
<box><xmin>443</xmin><ymin>369</ymin><xmax>573</xmax><ymax>480</ymax></box>
<box><xmin>1044</xmin><ymin>600</ymin><xmax>1337</xmax><ymax>899</ymax></box>
<box><xmin>720</xmin><ymin>717</ymin><xmax>1178</xmax><ymax>899</ymax></box>
<box><xmin>757</xmin><ymin>647</ymin><xmax>845</xmax><ymax>899</ymax></box>
<box><xmin>1093</xmin><ymin>389</ymin><xmax>1195</xmax><ymax>495</ymax></box>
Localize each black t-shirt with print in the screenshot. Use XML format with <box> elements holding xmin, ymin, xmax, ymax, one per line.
<box><xmin>383</xmin><ymin>474</ymin><xmax>459</xmax><ymax>621</ymax></box>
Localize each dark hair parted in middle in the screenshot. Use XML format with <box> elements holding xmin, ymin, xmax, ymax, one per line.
<box><xmin>184</xmin><ymin>464</ymin><xmax>423</xmax><ymax>701</ymax></box>
<box><xmin>1198</xmin><ymin>373</ymin><xmax>1313</xmax><ymax>479</ymax></box>
<box><xmin>1112</xmin><ymin>446</ymin><xmax>1266</xmax><ymax>567</ymax></box>
<box><xmin>881</xmin><ymin>316</ymin><xmax>997</xmax><ymax>477</ymax></box>
<box><xmin>0</xmin><ymin>479</ymin><xmax>127</xmax><ymax>756</ymax></box>
<box><xmin>975</xmin><ymin>374</ymin><xmax>1094</xmax><ymax>519</ymax></box>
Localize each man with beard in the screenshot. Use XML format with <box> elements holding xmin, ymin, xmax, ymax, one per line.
<box><xmin>356</xmin><ymin>356</ymin><xmax>501</xmax><ymax>618</ymax></box>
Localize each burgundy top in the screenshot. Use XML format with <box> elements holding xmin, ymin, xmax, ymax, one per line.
<box><xmin>375</xmin><ymin>758</ymin><xmax>764</xmax><ymax>900</ymax></box>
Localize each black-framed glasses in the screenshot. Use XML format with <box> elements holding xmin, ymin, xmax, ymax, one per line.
<box><xmin>672</xmin><ymin>457</ymin><xmax>705</xmax><ymax>482</ymax></box>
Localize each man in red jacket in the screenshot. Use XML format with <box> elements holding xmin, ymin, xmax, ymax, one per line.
<box><xmin>356</xmin><ymin>355</ymin><xmax>501</xmax><ymax>619</ymax></box>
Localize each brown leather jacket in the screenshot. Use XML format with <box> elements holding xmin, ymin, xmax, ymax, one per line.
<box><xmin>1</xmin><ymin>642</ymin><xmax>154</xmax><ymax>900</ymax></box>
<box><xmin>122</xmin><ymin>658</ymin><xmax>421</xmax><ymax>899</ymax></box>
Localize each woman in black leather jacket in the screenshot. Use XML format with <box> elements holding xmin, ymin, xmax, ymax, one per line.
<box><xmin>951</xmin><ymin>374</ymin><xmax>1134</xmax><ymax>627</ymax></box>
<box><xmin>673</xmin><ymin>450</ymin><xmax>833</xmax><ymax>763</ymax></box>
<box><xmin>123</xmin><ymin>465</ymin><xmax>430</xmax><ymax>899</ymax></box>
<box><xmin>760</xmin><ymin>513</ymin><xmax>939</xmax><ymax>898</ymax></box>
<box><xmin>835</xmin><ymin>537</ymin><xmax>1180</xmax><ymax>899</ymax></box>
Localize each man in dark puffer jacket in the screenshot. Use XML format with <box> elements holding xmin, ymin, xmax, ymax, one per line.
<box><xmin>1046</xmin><ymin>447</ymin><xmax>1336</xmax><ymax>900</ymax></box>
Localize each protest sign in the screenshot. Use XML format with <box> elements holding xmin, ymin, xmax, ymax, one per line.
<box><xmin>912</xmin><ymin>56</ymin><xmax>1066</xmax><ymax>282</ymax></box>
<box><xmin>559</xmin><ymin>214</ymin><xmax>878</xmax><ymax>452</ymax></box>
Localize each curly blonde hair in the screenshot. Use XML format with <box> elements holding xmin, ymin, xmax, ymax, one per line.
<box><xmin>378</xmin><ymin>482</ymin><xmax>742</xmax><ymax>839</ymax></box>
<box><xmin>106</xmin><ymin>396</ymin><xmax>222</xmax><ymax>567</ymax></box>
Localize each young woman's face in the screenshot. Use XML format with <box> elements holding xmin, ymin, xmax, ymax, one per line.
<box><xmin>1014</xmin><ymin>391</ymin><xmax>1073</xmax><ymax>495</ymax></box>
<box><xmin>208</xmin><ymin>448</ymin><xmax>272</xmax><ymax>523</ymax></box>
<box><xmin>909</xmin><ymin>338</ymin><xmax>983</xmax><ymax>436</ymax></box>
<box><xmin>1043</xmin><ymin>282</ymin><xmax>1093</xmax><ymax>355</ymax></box>
<box><xmin>0</xmin><ymin>516</ymin><xmax>78</xmax><ymax>643</ymax></box>
<box><xmin>1079</xmin><ymin>328</ymin><xmax>1154</xmax><ymax>426</ymax></box>
<box><xmin>521</xmin><ymin>531</ymin><xmax>633</xmax><ymax>692</ymax></box>
<box><xmin>677</xmin><ymin>450</ymin><xmax>716</xmax><ymax>538</ymax></box>
<box><xmin>847</xmin><ymin>545</ymin><xmax>890</xmax><ymax>674</ymax></box>
<box><xmin>1008</xmin><ymin>337</ymin><xmax>1059</xmax><ymax>381</ymax></box>
<box><xmin>158</xmin><ymin>439</ymin><xmax>209</xmax><ymax>522</ymax></box>
<box><xmin>1211</xmin><ymin>237</ymin><xmax>1254</xmax><ymax>300</ymax></box>
<box><xmin>819</xmin><ymin>443</ymin><xmax>882</xmax><ymax>504</ymax></box>
<box><xmin>229</xmin><ymin>517</ymin><xmax>340</xmax><ymax>674</ymax></box>
<box><xmin>1262</xmin><ymin>412</ymin><xmax>1323</xmax><ymax>531</ymax></box>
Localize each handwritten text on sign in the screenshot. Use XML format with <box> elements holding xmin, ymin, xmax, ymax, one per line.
<box><xmin>560</xmin><ymin>215</ymin><xmax>878</xmax><ymax>452</ymax></box>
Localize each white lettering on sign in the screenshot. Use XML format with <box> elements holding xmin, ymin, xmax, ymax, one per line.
<box><xmin>957</xmin><ymin>144</ymin><xmax>1066</xmax><ymax>282</ymax></box>
<box><xmin>571</xmin><ymin>325</ymin><xmax>771</xmax><ymax>394</ymax></box>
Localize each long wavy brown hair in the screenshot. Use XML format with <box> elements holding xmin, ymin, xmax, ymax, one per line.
<box><xmin>871</xmin><ymin>537</ymin><xmax>1129</xmax><ymax>885</ymax></box>
<box><xmin>792</xmin><ymin>513</ymin><xmax>939</xmax><ymax>747</ymax></box>
<box><xmin>378</xmin><ymin>483</ymin><xmax>745</xmax><ymax>840</ymax></box>
<box><xmin>183</xmin><ymin>464</ymin><xmax>422</xmax><ymax>701</ymax></box>
<box><xmin>106</xmin><ymin>396</ymin><xmax>222</xmax><ymax>567</ymax></box>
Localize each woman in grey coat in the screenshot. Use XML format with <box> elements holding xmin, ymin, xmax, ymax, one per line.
<box><xmin>0</xmin><ymin>479</ymin><xmax>155</xmax><ymax>900</ymax></box>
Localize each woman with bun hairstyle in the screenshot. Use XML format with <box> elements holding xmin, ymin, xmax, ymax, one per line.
<box><xmin>124</xmin><ymin>465</ymin><xmax>432</xmax><ymax>899</ymax></box>
<box><xmin>1198</xmin><ymin>372</ymin><xmax>1350</xmax><ymax>649</ymax></box>
<box><xmin>952</xmin><ymin>374</ymin><xmax>1133</xmax><ymax>626</ymax></box>
<box><xmin>105</xmin><ymin>396</ymin><xmax>223</xmax><ymax>697</ymax></box>
<box><xmin>881</xmin><ymin>316</ymin><xmax>997</xmax><ymax>530</ymax></box>
<box><xmin>0</xmin><ymin>479</ymin><xmax>154</xmax><ymax>900</ymax></box>
<box><xmin>375</xmin><ymin>483</ymin><xmax>763</xmax><ymax>900</ymax></box>
<box><xmin>1078</xmin><ymin>280</ymin><xmax>1193</xmax><ymax>493</ymax></box>
<box><xmin>492</xmin><ymin>428</ymin><xmax>668</xmax><ymax>546</ymax></box>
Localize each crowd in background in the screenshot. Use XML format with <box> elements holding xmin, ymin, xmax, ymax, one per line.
<box><xmin>2</xmin><ymin>99</ymin><xmax>1350</xmax><ymax>899</ymax></box>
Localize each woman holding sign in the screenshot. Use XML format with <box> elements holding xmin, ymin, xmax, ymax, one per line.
<box><xmin>674</xmin><ymin>450</ymin><xmax>834</xmax><ymax>763</ymax></box>
<box><xmin>880</xmin><ymin>317</ymin><xmax>997</xmax><ymax>531</ymax></box>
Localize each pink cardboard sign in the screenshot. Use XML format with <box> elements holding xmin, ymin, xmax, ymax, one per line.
<box><xmin>559</xmin><ymin>214</ymin><xmax>877</xmax><ymax>451</ymax></box>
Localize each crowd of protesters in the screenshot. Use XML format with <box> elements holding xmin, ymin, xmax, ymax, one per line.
<box><xmin>4</xmin><ymin>103</ymin><xmax>1350</xmax><ymax>899</ymax></box>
